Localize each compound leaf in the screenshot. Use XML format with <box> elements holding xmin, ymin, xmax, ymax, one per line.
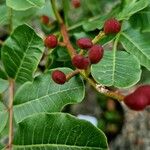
<box><xmin>1</xmin><ymin>24</ymin><xmax>44</xmax><ymax>84</ymax></box>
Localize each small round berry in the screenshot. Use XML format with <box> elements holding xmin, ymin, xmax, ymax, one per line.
<box><xmin>41</xmin><ymin>15</ymin><xmax>49</xmax><ymax>25</ymax></box>
<box><xmin>104</xmin><ymin>18</ymin><xmax>121</xmax><ymax>35</ymax></box>
<box><xmin>82</xmin><ymin>57</ymin><xmax>90</xmax><ymax>70</ymax></box>
<box><xmin>44</xmin><ymin>35</ymin><xmax>58</xmax><ymax>48</ymax></box>
<box><xmin>52</xmin><ymin>70</ymin><xmax>66</xmax><ymax>84</ymax></box>
<box><xmin>124</xmin><ymin>92</ymin><xmax>149</xmax><ymax>111</ymax></box>
<box><xmin>135</xmin><ymin>85</ymin><xmax>150</xmax><ymax>105</ymax></box>
<box><xmin>72</xmin><ymin>55</ymin><xmax>90</xmax><ymax>69</ymax></box>
<box><xmin>88</xmin><ymin>45</ymin><xmax>104</xmax><ymax>64</ymax></box>
<box><xmin>76</xmin><ymin>38</ymin><xmax>93</xmax><ymax>49</ymax></box>
<box><xmin>72</xmin><ymin>0</ymin><xmax>80</xmax><ymax>8</ymax></box>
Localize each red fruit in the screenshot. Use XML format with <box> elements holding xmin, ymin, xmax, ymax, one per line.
<box><xmin>135</xmin><ymin>85</ymin><xmax>150</xmax><ymax>105</ymax></box>
<box><xmin>52</xmin><ymin>70</ymin><xmax>66</xmax><ymax>84</ymax></box>
<box><xmin>44</xmin><ymin>35</ymin><xmax>58</xmax><ymax>48</ymax></box>
<box><xmin>72</xmin><ymin>55</ymin><xmax>90</xmax><ymax>69</ymax></box>
<box><xmin>82</xmin><ymin>57</ymin><xmax>90</xmax><ymax>69</ymax></box>
<box><xmin>89</xmin><ymin>45</ymin><xmax>104</xmax><ymax>64</ymax></box>
<box><xmin>124</xmin><ymin>92</ymin><xmax>149</xmax><ymax>111</ymax></box>
<box><xmin>104</xmin><ymin>18</ymin><xmax>121</xmax><ymax>35</ymax></box>
<box><xmin>41</xmin><ymin>15</ymin><xmax>49</xmax><ymax>25</ymax></box>
<box><xmin>72</xmin><ymin>0</ymin><xmax>80</xmax><ymax>8</ymax></box>
<box><xmin>76</xmin><ymin>38</ymin><xmax>93</xmax><ymax>49</ymax></box>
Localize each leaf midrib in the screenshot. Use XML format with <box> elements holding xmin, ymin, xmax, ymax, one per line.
<box><xmin>13</xmin><ymin>143</ymin><xmax>107</xmax><ymax>150</ymax></box>
<box><xmin>121</xmin><ymin>32</ymin><xmax>150</xmax><ymax>61</ymax></box>
<box><xmin>112</xmin><ymin>49</ymin><xmax>116</xmax><ymax>85</ymax></box>
<box><xmin>14</xmin><ymin>86</ymin><xmax>83</xmax><ymax>107</ymax></box>
<box><xmin>14</xmin><ymin>32</ymin><xmax>34</xmax><ymax>81</ymax></box>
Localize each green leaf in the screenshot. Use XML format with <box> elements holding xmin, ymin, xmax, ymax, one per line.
<box><xmin>0</xmin><ymin>102</ymin><xmax>8</xmax><ymax>134</ymax></box>
<box><xmin>130</xmin><ymin>7</ymin><xmax>150</xmax><ymax>32</ymax></box>
<box><xmin>13</xmin><ymin>113</ymin><xmax>108</xmax><ymax>150</ymax></box>
<box><xmin>91</xmin><ymin>51</ymin><xmax>141</xmax><ymax>88</ymax></box>
<box><xmin>6</xmin><ymin>0</ymin><xmax>45</xmax><ymax>10</ymax></box>
<box><xmin>0</xmin><ymin>67</ymin><xmax>7</xmax><ymax>80</ymax></box>
<box><xmin>82</xmin><ymin>15</ymin><xmax>107</xmax><ymax>32</ymax></box>
<box><xmin>1</xmin><ymin>24</ymin><xmax>44</xmax><ymax>84</ymax></box>
<box><xmin>120</xmin><ymin>28</ymin><xmax>150</xmax><ymax>70</ymax></box>
<box><xmin>0</xmin><ymin>78</ymin><xmax>9</xmax><ymax>93</ymax></box>
<box><xmin>141</xmin><ymin>7</ymin><xmax>150</xmax><ymax>32</ymax></box>
<box><xmin>0</xmin><ymin>4</ymin><xmax>38</xmax><ymax>28</ymax></box>
<box><xmin>117</xmin><ymin>0</ymin><xmax>150</xmax><ymax>20</ymax></box>
<box><xmin>0</xmin><ymin>5</ymin><xmax>9</xmax><ymax>26</ymax></box>
<box><xmin>14</xmin><ymin>68</ymin><xmax>85</xmax><ymax>123</ymax></box>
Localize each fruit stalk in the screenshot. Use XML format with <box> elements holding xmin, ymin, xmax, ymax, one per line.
<box><xmin>7</xmin><ymin>79</ymin><xmax>14</xmax><ymax>150</ymax></box>
<box><xmin>66</xmin><ymin>69</ymin><xmax>80</xmax><ymax>81</ymax></box>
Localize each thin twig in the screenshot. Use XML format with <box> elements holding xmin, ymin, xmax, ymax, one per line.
<box><xmin>66</xmin><ymin>69</ymin><xmax>80</xmax><ymax>81</ymax></box>
<box><xmin>80</xmin><ymin>71</ymin><xmax>125</xmax><ymax>101</ymax></box>
<box><xmin>58</xmin><ymin>41</ymin><xmax>66</xmax><ymax>47</ymax></box>
<box><xmin>92</xmin><ymin>31</ymin><xmax>105</xmax><ymax>44</ymax></box>
<box><xmin>7</xmin><ymin>79</ymin><xmax>14</xmax><ymax>150</ymax></box>
<box><xmin>60</xmin><ymin>24</ymin><xmax>76</xmax><ymax>57</ymax></box>
<box><xmin>50</xmin><ymin>0</ymin><xmax>63</xmax><ymax>24</ymax></box>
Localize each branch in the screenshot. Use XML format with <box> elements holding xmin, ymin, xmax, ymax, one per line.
<box><xmin>66</xmin><ymin>69</ymin><xmax>80</xmax><ymax>81</ymax></box>
<box><xmin>80</xmin><ymin>71</ymin><xmax>125</xmax><ymax>101</ymax></box>
<box><xmin>60</xmin><ymin>24</ymin><xmax>76</xmax><ymax>57</ymax></box>
<box><xmin>50</xmin><ymin>0</ymin><xmax>63</xmax><ymax>24</ymax></box>
<box><xmin>7</xmin><ymin>79</ymin><xmax>14</xmax><ymax>150</ymax></box>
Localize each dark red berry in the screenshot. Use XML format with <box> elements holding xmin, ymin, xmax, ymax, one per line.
<box><xmin>44</xmin><ymin>35</ymin><xmax>58</xmax><ymax>48</ymax></box>
<box><xmin>135</xmin><ymin>85</ymin><xmax>150</xmax><ymax>105</ymax></box>
<box><xmin>82</xmin><ymin>57</ymin><xmax>90</xmax><ymax>69</ymax></box>
<box><xmin>41</xmin><ymin>15</ymin><xmax>49</xmax><ymax>25</ymax></box>
<box><xmin>76</xmin><ymin>38</ymin><xmax>93</xmax><ymax>49</ymax></box>
<box><xmin>104</xmin><ymin>18</ymin><xmax>121</xmax><ymax>35</ymax></box>
<box><xmin>52</xmin><ymin>70</ymin><xmax>66</xmax><ymax>84</ymax></box>
<box><xmin>72</xmin><ymin>55</ymin><xmax>90</xmax><ymax>69</ymax></box>
<box><xmin>88</xmin><ymin>45</ymin><xmax>104</xmax><ymax>64</ymax></box>
<box><xmin>72</xmin><ymin>0</ymin><xmax>80</xmax><ymax>8</ymax></box>
<box><xmin>124</xmin><ymin>92</ymin><xmax>149</xmax><ymax>111</ymax></box>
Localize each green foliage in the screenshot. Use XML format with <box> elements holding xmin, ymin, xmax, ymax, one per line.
<box><xmin>13</xmin><ymin>113</ymin><xmax>108</xmax><ymax>150</ymax></box>
<box><xmin>91</xmin><ymin>51</ymin><xmax>141</xmax><ymax>88</ymax></box>
<box><xmin>14</xmin><ymin>68</ymin><xmax>85</xmax><ymax>123</ymax></box>
<box><xmin>6</xmin><ymin>0</ymin><xmax>45</xmax><ymax>10</ymax></box>
<box><xmin>0</xmin><ymin>102</ymin><xmax>8</xmax><ymax>134</ymax></box>
<box><xmin>120</xmin><ymin>27</ymin><xmax>150</xmax><ymax>70</ymax></box>
<box><xmin>1</xmin><ymin>24</ymin><xmax>44</xmax><ymax>84</ymax></box>
<box><xmin>117</xmin><ymin>0</ymin><xmax>150</xmax><ymax>20</ymax></box>
<box><xmin>0</xmin><ymin>78</ymin><xmax>9</xmax><ymax>93</ymax></box>
<box><xmin>0</xmin><ymin>5</ymin><xmax>38</xmax><ymax>28</ymax></box>
<box><xmin>129</xmin><ymin>6</ymin><xmax>150</xmax><ymax>32</ymax></box>
<box><xmin>0</xmin><ymin>67</ymin><xmax>7</xmax><ymax>79</ymax></box>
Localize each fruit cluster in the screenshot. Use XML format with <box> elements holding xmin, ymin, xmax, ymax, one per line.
<box><xmin>124</xmin><ymin>85</ymin><xmax>150</xmax><ymax>111</ymax></box>
<box><xmin>72</xmin><ymin>38</ymin><xmax>104</xmax><ymax>69</ymax></box>
<box><xmin>43</xmin><ymin>18</ymin><xmax>121</xmax><ymax>85</ymax></box>
<box><xmin>50</xmin><ymin>38</ymin><xmax>104</xmax><ymax>84</ymax></box>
